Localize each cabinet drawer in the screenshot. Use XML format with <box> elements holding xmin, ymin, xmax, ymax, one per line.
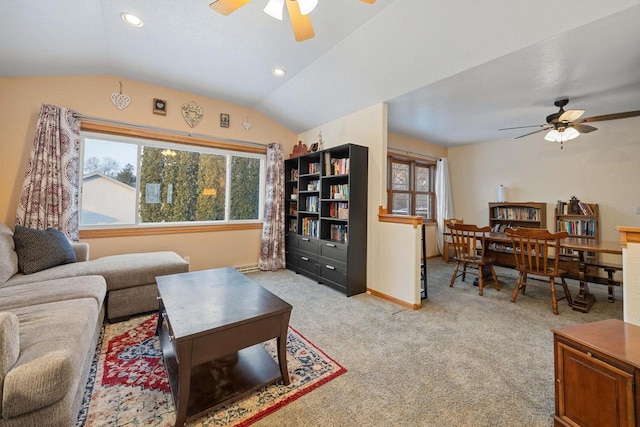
<box><xmin>298</xmin><ymin>236</ymin><xmax>319</xmax><ymax>254</ymax></box>
<box><xmin>286</xmin><ymin>234</ymin><xmax>299</xmax><ymax>249</ymax></box>
<box><xmin>320</xmin><ymin>240</ymin><xmax>348</xmax><ymax>263</ymax></box>
<box><xmin>320</xmin><ymin>261</ymin><xmax>347</xmax><ymax>288</ymax></box>
<box><xmin>286</xmin><ymin>251</ymin><xmax>298</xmax><ymax>269</ymax></box>
<box><xmin>296</xmin><ymin>254</ymin><xmax>320</xmax><ymax>276</ymax></box>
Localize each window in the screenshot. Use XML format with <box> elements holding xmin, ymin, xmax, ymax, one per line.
<box><xmin>387</xmin><ymin>156</ymin><xmax>435</xmax><ymax>220</ymax></box>
<box><xmin>80</xmin><ymin>131</ymin><xmax>265</xmax><ymax>229</ymax></box>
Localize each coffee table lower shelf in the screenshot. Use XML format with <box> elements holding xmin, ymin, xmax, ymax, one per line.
<box><xmin>159</xmin><ymin>322</ymin><xmax>283</xmax><ymax>423</ymax></box>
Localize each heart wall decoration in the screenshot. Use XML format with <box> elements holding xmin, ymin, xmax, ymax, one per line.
<box><xmin>110</xmin><ymin>81</ymin><xmax>131</xmax><ymax>110</ymax></box>
<box><xmin>181</xmin><ymin>101</ymin><xmax>203</xmax><ymax>128</ymax></box>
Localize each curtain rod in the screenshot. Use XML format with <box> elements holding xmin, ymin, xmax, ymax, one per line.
<box><xmin>387</xmin><ymin>146</ymin><xmax>441</xmax><ymax>161</ymax></box>
<box><xmin>73</xmin><ymin>113</ymin><xmax>267</xmax><ymax>148</ymax></box>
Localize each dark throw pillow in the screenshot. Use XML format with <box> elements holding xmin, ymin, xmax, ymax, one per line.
<box><xmin>13</xmin><ymin>226</ymin><xmax>76</xmax><ymax>274</ymax></box>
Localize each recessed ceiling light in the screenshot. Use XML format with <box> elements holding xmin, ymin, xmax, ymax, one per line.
<box><xmin>272</xmin><ymin>68</ymin><xmax>286</xmax><ymax>77</ymax></box>
<box><xmin>121</xmin><ymin>13</ymin><xmax>143</xmax><ymax>28</ymax></box>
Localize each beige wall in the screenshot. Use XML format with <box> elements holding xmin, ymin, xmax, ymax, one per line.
<box><xmin>0</xmin><ymin>75</ymin><xmax>297</xmax><ymax>271</ymax></box>
<box><xmin>388</xmin><ymin>132</ymin><xmax>449</xmax><ymax>258</ymax></box>
<box><xmin>447</xmin><ymin>118</ymin><xmax>640</xmax><ymax>242</ymax></box>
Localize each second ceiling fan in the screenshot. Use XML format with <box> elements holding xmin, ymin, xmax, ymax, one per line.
<box><xmin>499</xmin><ymin>98</ymin><xmax>640</xmax><ymax>148</ymax></box>
<box><xmin>210</xmin><ymin>0</ymin><xmax>376</xmax><ymax>42</ymax></box>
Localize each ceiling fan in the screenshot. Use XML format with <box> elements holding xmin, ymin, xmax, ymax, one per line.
<box><xmin>499</xmin><ymin>98</ymin><xmax>640</xmax><ymax>149</ymax></box>
<box><xmin>210</xmin><ymin>0</ymin><xmax>376</xmax><ymax>42</ymax></box>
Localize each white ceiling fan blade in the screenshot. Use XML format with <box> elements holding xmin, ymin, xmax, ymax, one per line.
<box><xmin>558</xmin><ymin>109</ymin><xmax>585</xmax><ymax>122</ymax></box>
<box><xmin>264</xmin><ymin>0</ymin><xmax>284</xmax><ymax>20</ymax></box>
<box><xmin>297</xmin><ymin>0</ymin><xmax>318</xmax><ymax>15</ymax></box>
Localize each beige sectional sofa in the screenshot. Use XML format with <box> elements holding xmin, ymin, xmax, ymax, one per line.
<box><xmin>0</xmin><ymin>224</ymin><xmax>189</xmax><ymax>426</ymax></box>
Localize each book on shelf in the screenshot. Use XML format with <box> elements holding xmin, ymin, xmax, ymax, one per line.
<box><xmin>330</xmin><ymin>224</ymin><xmax>348</xmax><ymax>243</ymax></box>
<box><xmin>555</xmin><ymin>200</ymin><xmax>595</xmax><ymax>216</ymax></box>
<box><xmin>324</xmin><ymin>152</ymin><xmax>331</xmax><ymax>175</ymax></box>
<box><xmin>301</xmin><ymin>217</ymin><xmax>318</xmax><ymax>237</ymax></box>
<box><xmin>492</xmin><ymin>207</ymin><xmax>539</xmax><ymax>221</ymax></box>
<box><xmin>557</xmin><ymin>219</ymin><xmax>595</xmax><ymax>236</ymax></box>
<box><xmin>578</xmin><ymin>202</ymin><xmax>594</xmax><ymax>216</ymax></box>
<box><xmin>329</xmin><ymin>158</ymin><xmax>350</xmax><ymax>175</ymax></box>
<box><xmin>328</xmin><ymin>202</ymin><xmax>349</xmax><ymax>219</ymax></box>
<box><xmin>308</xmin><ymin>162</ymin><xmax>321</xmax><ymax>174</ymax></box>
<box><xmin>329</xmin><ymin>184</ymin><xmax>349</xmax><ymax>200</ymax></box>
<box><xmin>305</xmin><ymin>196</ymin><xmax>319</xmax><ymax>212</ymax></box>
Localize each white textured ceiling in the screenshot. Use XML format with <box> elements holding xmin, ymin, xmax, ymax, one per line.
<box><xmin>2</xmin><ymin>0</ymin><xmax>640</xmax><ymax>146</ymax></box>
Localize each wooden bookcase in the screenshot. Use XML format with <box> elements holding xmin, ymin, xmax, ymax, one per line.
<box><xmin>554</xmin><ymin>200</ymin><xmax>599</xmax><ymax>262</ymax></box>
<box><xmin>284</xmin><ymin>143</ymin><xmax>368</xmax><ymax>296</ymax></box>
<box><xmin>488</xmin><ymin>202</ymin><xmax>547</xmax><ymax>232</ymax></box>
<box><xmin>487</xmin><ymin>202</ymin><xmax>546</xmax><ymax>265</ymax></box>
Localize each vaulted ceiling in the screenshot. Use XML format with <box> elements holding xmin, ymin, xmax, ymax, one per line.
<box><xmin>2</xmin><ymin>0</ymin><xmax>640</xmax><ymax>146</ymax></box>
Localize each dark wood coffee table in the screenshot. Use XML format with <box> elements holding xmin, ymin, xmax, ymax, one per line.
<box><xmin>156</xmin><ymin>267</ymin><xmax>292</xmax><ymax>426</ymax></box>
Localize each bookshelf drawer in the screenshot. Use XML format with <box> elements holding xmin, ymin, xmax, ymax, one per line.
<box><xmin>296</xmin><ymin>254</ymin><xmax>320</xmax><ymax>276</ymax></box>
<box><xmin>286</xmin><ymin>251</ymin><xmax>297</xmax><ymax>269</ymax></box>
<box><xmin>320</xmin><ymin>241</ymin><xmax>348</xmax><ymax>264</ymax></box>
<box><xmin>320</xmin><ymin>261</ymin><xmax>347</xmax><ymax>288</ymax></box>
<box><xmin>298</xmin><ymin>236</ymin><xmax>319</xmax><ymax>254</ymax></box>
<box><xmin>286</xmin><ymin>234</ymin><xmax>299</xmax><ymax>249</ymax></box>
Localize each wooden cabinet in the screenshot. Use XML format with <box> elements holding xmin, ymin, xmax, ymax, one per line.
<box><xmin>488</xmin><ymin>202</ymin><xmax>547</xmax><ymax>232</ymax></box>
<box><xmin>552</xmin><ymin>319</ymin><xmax>640</xmax><ymax>427</ymax></box>
<box><xmin>285</xmin><ymin>143</ymin><xmax>368</xmax><ymax>296</ymax></box>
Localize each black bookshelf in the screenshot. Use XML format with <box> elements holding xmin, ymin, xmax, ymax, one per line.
<box><xmin>284</xmin><ymin>143</ymin><xmax>368</xmax><ymax>296</ymax></box>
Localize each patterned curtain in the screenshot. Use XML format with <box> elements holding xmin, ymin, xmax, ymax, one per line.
<box><xmin>15</xmin><ymin>104</ymin><xmax>81</xmax><ymax>241</ymax></box>
<box><xmin>258</xmin><ymin>143</ymin><xmax>286</xmax><ymax>271</ymax></box>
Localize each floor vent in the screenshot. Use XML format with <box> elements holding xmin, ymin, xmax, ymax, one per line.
<box><xmin>235</xmin><ymin>264</ymin><xmax>260</xmax><ymax>273</ymax></box>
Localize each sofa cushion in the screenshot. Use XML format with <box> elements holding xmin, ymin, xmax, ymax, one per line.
<box><xmin>0</xmin><ymin>223</ymin><xmax>18</xmax><ymax>285</ymax></box>
<box><xmin>2</xmin><ymin>251</ymin><xmax>189</xmax><ymax>291</ymax></box>
<box><xmin>0</xmin><ymin>312</ymin><xmax>20</xmax><ymax>405</ymax></box>
<box><xmin>0</xmin><ymin>276</ymin><xmax>106</xmax><ymax>311</ymax></box>
<box><xmin>2</xmin><ymin>298</ymin><xmax>99</xmax><ymax>418</ymax></box>
<box><xmin>13</xmin><ymin>226</ymin><xmax>76</xmax><ymax>274</ymax></box>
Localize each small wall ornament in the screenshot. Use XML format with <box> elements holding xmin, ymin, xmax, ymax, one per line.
<box><xmin>153</xmin><ymin>98</ymin><xmax>167</xmax><ymax>115</ymax></box>
<box><xmin>220</xmin><ymin>113</ymin><xmax>230</xmax><ymax>128</ymax></box>
<box><xmin>242</xmin><ymin>116</ymin><xmax>252</xmax><ymax>131</ymax></box>
<box><xmin>110</xmin><ymin>81</ymin><xmax>131</xmax><ymax>110</ymax></box>
<box><xmin>181</xmin><ymin>101</ymin><xmax>203</xmax><ymax>128</ymax></box>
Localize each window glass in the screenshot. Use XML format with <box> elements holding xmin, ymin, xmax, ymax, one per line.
<box><xmin>415</xmin><ymin>165</ymin><xmax>430</xmax><ymax>192</ymax></box>
<box><xmin>230</xmin><ymin>156</ymin><xmax>261</xmax><ymax>220</ymax></box>
<box><xmin>81</xmin><ymin>138</ymin><xmax>138</xmax><ymax>225</ymax></box>
<box><xmin>391</xmin><ymin>162</ymin><xmax>410</xmax><ymax>191</ymax></box>
<box><xmin>80</xmin><ymin>133</ymin><xmax>264</xmax><ymax>228</ymax></box>
<box><xmin>392</xmin><ymin>193</ymin><xmax>411</xmax><ymax>215</ymax></box>
<box><xmin>387</xmin><ymin>156</ymin><xmax>436</xmax><ymax>221</ymax></box>
<box><xmin>415</xmin><ymin>193</ymin><xmax>431</xmax><ymax>218</ymax></box>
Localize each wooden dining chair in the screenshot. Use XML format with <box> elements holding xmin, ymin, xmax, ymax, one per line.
<box><xmin>506</xmin><ymin>228</ymin><xmax>573</xmax><ymax>315</ymax></box>
<box><xmin>442</xmin><ymin>218</ymin><xmax>463</xmax><ymax>263</ymax></box>
<box><xmin>447</xmin><ymin>223</ymin><xmax>499</xmax><ymax>296</ymax></box>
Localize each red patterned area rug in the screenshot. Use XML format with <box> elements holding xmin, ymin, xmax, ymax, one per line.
<box><xmin>77</xmin><ymin>314</ymin><xmax>346</xmax><ymax>426</ymax></box>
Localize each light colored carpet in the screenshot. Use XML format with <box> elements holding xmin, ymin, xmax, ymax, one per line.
<box><xmin>246</xmin><ymin>257</ymin><xmax>623</xmax><ymax>426</ymax></box>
